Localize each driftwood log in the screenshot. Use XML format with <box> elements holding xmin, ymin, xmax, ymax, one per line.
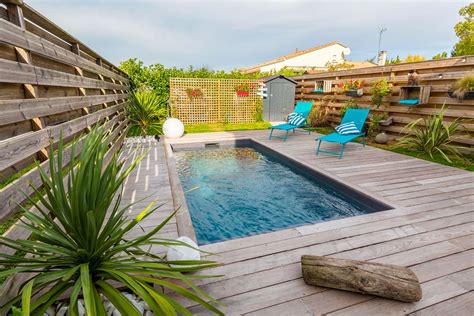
<box><xmin>301</xmin><ymin>255</ymin><xmax>422</xmax><ymax>302</ymax></box>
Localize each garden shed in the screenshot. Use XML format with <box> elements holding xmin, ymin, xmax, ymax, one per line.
<box><xmin>261</xmin><ymin>75</ymin><xmax>297</xmax><ymax>121</ymax></box>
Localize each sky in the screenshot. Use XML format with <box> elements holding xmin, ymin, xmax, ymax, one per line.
<box><xmin>28</xmin><ymin>0</ymin><xmax>470</xmax><ymax>71</ymax></box>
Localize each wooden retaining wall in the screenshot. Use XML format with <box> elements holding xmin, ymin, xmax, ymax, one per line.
<box><xmin>292</xmin><ymin>56</ymin><xmax>474</xmax><ymax>148</ymax></box>
<box><xmin>0</xmin><ymin>1</ymin><xmax>130</xmax><ymax>224</ymax></box>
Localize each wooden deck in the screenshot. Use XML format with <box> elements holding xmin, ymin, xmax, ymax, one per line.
<box><xmin>119</xmin><ymin>131</ymin><xmax>473</xmax><ymax>315</ymax></box>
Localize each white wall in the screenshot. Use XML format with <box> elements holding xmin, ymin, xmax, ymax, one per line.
<box><xmin>260</xmin><ymin>44</ymin><xmax>347</xmax><ymax>72</ymax></box>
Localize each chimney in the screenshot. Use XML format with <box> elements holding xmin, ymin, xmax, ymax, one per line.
<box><xmin>377</xmin><ymin>50</ymin><xmax>387</xmax><ymax>66</ymax></box>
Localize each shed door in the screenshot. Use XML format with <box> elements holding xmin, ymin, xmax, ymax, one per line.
<box><xmin>269</xmin><ymin>82</ymin><xmax>290</xmax><ymax>121</ymax></box>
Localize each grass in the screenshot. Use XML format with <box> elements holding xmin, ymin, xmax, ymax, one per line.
<box><xmin>185</xmin><ymin>121</ymin><xmax>271</xmax><ymax>133</ymax></box>
<box><xmin>309</xmin><ymin>126</ymin><xmax>474</xmax><ymax>171</ymax></box>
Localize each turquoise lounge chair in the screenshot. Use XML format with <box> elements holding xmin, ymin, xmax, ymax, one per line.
<box><xmin>315</xmin><ymin>108</ymin><xmax>370</xmax><ymax>159</ymax></box>
<box><xmin>269</xmin><ymin>101</ymin><xmax>313</xmax><ymax>141</ymax></box>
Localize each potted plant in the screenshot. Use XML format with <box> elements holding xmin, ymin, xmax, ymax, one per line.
<box><xmin>341</xmin><ymin>80</ymin><xmax>364</xmax><ymax>97</ymax></box>
<box><xmin>448</xmin><ymin>74</ymin><xmax>474</xmax><ymax>100</ymax></box>
<box><xmin>185</xmin><ymin>87</ymin><xmax>203</xmax><ymax>100</ymax></box>
<box><xmin>235</xmin><ymin>83</ymin><xmax>251</xmax><ymax>97</ymax></box>
<box><xmin>370</xmin><ymin>79</ymin><xmax>391</xmax><ymax>108</ymax></box>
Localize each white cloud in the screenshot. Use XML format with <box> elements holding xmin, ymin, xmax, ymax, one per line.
<box><xmin>27</xmin><ymin>0</ymin><xmax>470</xmax><ymax>70</ymax></box>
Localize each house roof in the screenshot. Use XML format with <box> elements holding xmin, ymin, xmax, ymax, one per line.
<box><xmin>347</xmin><ymin>61</ymin><xmax>378</xmax><ymax>68</ymax></box>
<box><xmin>242</xmin><ymin>41</ymin><xmax>348</xmax><ymax>73</ymax></box>
<box><xmin>259</xmin><ymin>74</ymin><xmax>298</xmax><ymax>84</ymax></box>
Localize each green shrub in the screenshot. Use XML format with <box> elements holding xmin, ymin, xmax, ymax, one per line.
<box><xmin>398</xmin><ymin>106</ymin><xmax>465</xmax><ymax>162</ymax></box>
<box><xmin>452</xmin><ymin>74</ymin><xmax>474</xmax><ymax>100</ymax></box>
<box><xmin>370</xmin><ymin>79</ymin><xmax>391</xmax><ymax>108</ymax></box>
<box><xmin>0</xmin><ymin>126</ymin><xmax>222</xmax><ymax>315</ymax></box>
<box><xmin>255</xmin><ymin>100</ymin><xmax>263</xmax><ymax>122</ymax></box>
<box><xmin>127</xmin><ymin>89</ymin><xmax>168</xmax><ymax>136</ymax></box>
<box><xmin>368</xmin><ymin>113</ymin><xmax>388</xmax><ymax>137</ymax></box>
<box><xmin>340</xmin><ymin>99</ymin><xmax>358</xmax><ymax>117</ymax></box>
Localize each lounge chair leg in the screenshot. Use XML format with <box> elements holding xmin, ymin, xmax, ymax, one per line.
<box><xmin>339</xmin><ymin>143</ymin><xmax>345</xmax><ymax>159</ymax></box>
<box><xmin>316</xmin><ymin>140</ymin><xmax>322</xmax><ymax>155</ymax></box>
<box><xmin>269</xmin><ymin>128</ymin><xmax>274</xmax><ymax>140</ymax></box>
<box><xmin>363</xmin><ymin>136</ymin><xmax>366</xmax><ymax>147</ymax></box>
<box><xmin>284</xmin><ymin>130</ymin><xmax>289</xmax><ymax>142</ymax></box>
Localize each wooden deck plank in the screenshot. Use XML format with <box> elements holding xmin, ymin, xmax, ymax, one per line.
<box><xmin>118</xmin><ymin>130</ymin><xmax>473</xmax><ymax>314</ymax></box>
<box><xmin>409</xmin><ymin>292</ymin><xmax>474</xmax><ymax>316</ymax></box>
<box><xmin>326</xmin><ymin>269</ymin><xmax>473</xmax><ymax>315</ymax></box>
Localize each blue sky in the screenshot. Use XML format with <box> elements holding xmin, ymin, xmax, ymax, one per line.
<box><xmin>29</xmin><ymin>0</ymin><xmax>469</xmax><ymax>70</ymax></box>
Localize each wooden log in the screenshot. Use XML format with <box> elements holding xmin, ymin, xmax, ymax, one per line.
<box><xmin>301</xmin><ymin>255</ymin><xmax>422</xmax><ymax>302</ymax></box>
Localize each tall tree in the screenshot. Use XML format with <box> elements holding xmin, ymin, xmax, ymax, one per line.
<box><xmin>452</xmin><ymin>3</ymin><xmax>474</xmax><ymax>56</ymax></box>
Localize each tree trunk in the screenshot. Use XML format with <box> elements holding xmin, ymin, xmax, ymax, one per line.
<box><xmin>301</xmin><ymin>255</ymin><xmax>422</xmax><ymax>302</ymax></box>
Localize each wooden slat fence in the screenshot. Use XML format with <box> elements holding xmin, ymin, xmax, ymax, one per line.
<box><xmin>292</xmin><ymin>56</ymin><xmax>474</xmax><ymax>148</ymax></box>
<box><xmin>0</xmin><ymin>0</ymin><xmax>130</xmax><ymax>224</ymax></box>
<box><xmin>170</xmin><ymin>78</ymin><xmax>261</xmax><ymax>124</ymax></box>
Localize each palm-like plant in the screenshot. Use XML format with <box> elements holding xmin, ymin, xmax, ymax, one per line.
<box><xmin>398</xmin><ymin>106</ymin><xmax>465</xmax><ymax>163</ymax></box>
<box><xmin>0</xmin><ymin>125</ymin><xmax>222</xmax><ymax>315</ymax></box>
<box><xmin>128</xmin><ymin>89</ymin><xmax>168</xmax><ymax>136</ymax></box>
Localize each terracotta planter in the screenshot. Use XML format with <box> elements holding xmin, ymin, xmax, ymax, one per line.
<box><xmin>236</xmin><ymin>91</ymin><xmax>250</xmax><ymax>97</ymax></box>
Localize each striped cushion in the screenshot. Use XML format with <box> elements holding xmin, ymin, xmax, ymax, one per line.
<box><xmin>335</xmin><ymin>121</ymin><xmax>360</xmax><ymax>135</ymax></box>
<box><xmin>287</xmin><ymin>112</ymin><xmax>299</xmax><ymax>121</ymax></box>
<box><xmin>288</xmin><ymin>113</ymin><xmax>305</xmax><ymax>126</ymax></box>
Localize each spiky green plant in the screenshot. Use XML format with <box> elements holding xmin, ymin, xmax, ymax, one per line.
<box><xmin>398</xmin><ymin>106</ymin><xmax>465</xmax><ymax>163</ymax></box>
<box><xmin>127</xmin><ymin>89</ymin><xmax>168</xmax><ymax>136</ymax></box>
<box><xmin>0</xmin><ymin>125</ymin><xmax>222</xmax><ymax>315</ymax></box>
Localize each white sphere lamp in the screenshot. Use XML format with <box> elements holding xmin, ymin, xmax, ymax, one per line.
<box><xmin>167</xmin><ymin>236</ymin><xmax>200</xmax><ymax>266</ymax></box>
<box><xmin>163</xmin><ymin>118</ymin><xmax>184</xmax><ymax>139</ymax></box>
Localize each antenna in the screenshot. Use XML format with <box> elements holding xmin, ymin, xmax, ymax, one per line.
<box><xmin>377</xmin><ymin>27</ymin><xmax>387</xmax><ymax>58</ymax></box>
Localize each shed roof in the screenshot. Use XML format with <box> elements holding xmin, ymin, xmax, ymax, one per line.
<box><xmin>259</xmin><ymin>74</ymin><xmax>297</xmax><ymax>84</ymax></box>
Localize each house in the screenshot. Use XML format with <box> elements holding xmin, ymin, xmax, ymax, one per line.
<box><xmin>241</xmin><ymin>41</ymin><xmax>352</xmax><ymax>74</ymax></box>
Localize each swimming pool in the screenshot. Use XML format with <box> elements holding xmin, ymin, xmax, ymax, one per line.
<box><xmin>174</xmin><ymin>142</ymin><xmax>390</xmax><ymax>245</ymax></box>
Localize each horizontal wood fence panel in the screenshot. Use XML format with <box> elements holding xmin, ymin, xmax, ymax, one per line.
<box><xmin>0</xmin><ymin>19</ymin><xmax>128</xmax><ymax>83</ymax></box>
<box><xmin>0</xmin><ymin>102</ymin><xmax>126</xmax><ymax>172</ymax></box>
<box><xmin>0</xmin><ymin>1</ymin><xmax>130</xmax><ymax>278</ymax></box>
<box><xmin>0</xmin><ymin>59</ymin><xmax>126</xmax><ymax>90</ymax></box>
<box><xmin>292</xmin><ymin>56</ymin><xmax>474</xmax><ymax>80</ymax></box>
<box><xmin>20</xmin><ymin>4</ymin><xmax>127</xmax><ymax>79</ymax></box>
<box><xmin>0</xmin><ymin>113</ymin><xmax>127</xmax><ymax>221</ymax></box>
<box><xmin>0</xmin><ymin>93</ymin><xmax>128</xmax><ymax>125</ymax></box>
<box><xmin>291</xmin><ymin>56</ymin><xmax>474</xmax><ymax>148</ymax></box>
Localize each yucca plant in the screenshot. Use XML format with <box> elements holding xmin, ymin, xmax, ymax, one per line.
<box><xmin>398</xmin><ymin>106</ymin><xmax>465</xmax><ymax>163</ymax></box>
<box><xmin>0</xmin><ymin>125</ymin><xmax>222</xmax><ymax>315</ymax></box>
<box><xmin>127</xmin><ymin>89</ymin><xmax>168</xmax><ymax>136</ymax></box>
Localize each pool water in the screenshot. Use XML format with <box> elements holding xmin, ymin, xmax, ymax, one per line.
<box><xmin>175</xmin><ymin>146</ymin><xmax>382</xmax><ymax>245</ymax></box>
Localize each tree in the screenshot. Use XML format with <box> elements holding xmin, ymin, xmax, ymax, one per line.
<box><xmin>452</xmin><ymin>3</ymin><xmax>474</xmax><ymax>56</ymax></box>
<box><xmin>386</xmin><ymin>55</ymin><xmax>402</xmax><ymax>65</ymax></box>
<box><xmin>404</xmin><ymin>54</ymin><xmax>426</xmax><ymax>63</ymax></box>
<box><xmin>432</xmin><ymin>52</ymin><xmax>448</xmax><ymax>60</ymax></box>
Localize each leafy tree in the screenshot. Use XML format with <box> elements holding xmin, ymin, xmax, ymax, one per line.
<box><xmin>386</xmin><ymin>55</ymin><xmax>402</xmax><ymax>65</ymax></box>
<box><xmin>119</xmin><ymin>59</ymin><xmax>304</xmax><ymax>97</ymax></box>
<box><xmin>404</xmin><ymin>54</ymin><xmax>426</xmax><ymax>63</ymax></box>
<box><xmin>432</xmin><ymin>52</ymin><xmax>448</xmax><ymax>60</ymax></box>
<box><xmin>452</xmin><ymin>3</ymin><xmax>474</xmax><ymax>56</ymax></box>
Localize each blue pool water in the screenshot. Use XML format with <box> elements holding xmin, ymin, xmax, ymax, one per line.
<box><xmin>175</xmin><ymin>146</ymin><xmax>382</xmax><ymax>245</ymax></box>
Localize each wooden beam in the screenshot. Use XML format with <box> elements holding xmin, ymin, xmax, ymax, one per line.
<box><xmin>6</xmin><ymin>2</ymin><xmax>25</xmax><ymax>29</ymax></box>
<box><xmin>71</xmin><ymin>43</ymin><xmax>80</xmax><ymax>56</ymax></box>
